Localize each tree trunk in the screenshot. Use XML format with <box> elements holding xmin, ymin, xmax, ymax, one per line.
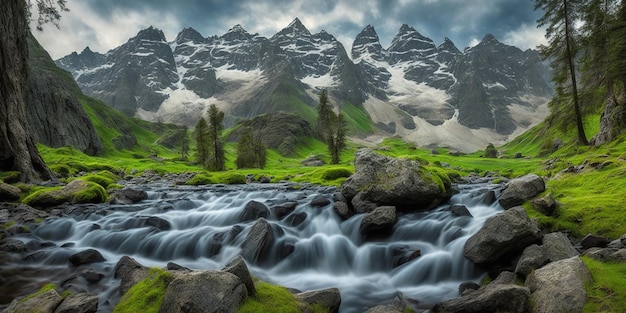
<box><xmin>0</xmin><ymin>0</ymin><xmax>54</xmax><ymax>182</ymax></box>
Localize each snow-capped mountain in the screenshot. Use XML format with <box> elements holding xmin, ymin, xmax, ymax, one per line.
<box><xmin>56</xmin><ymin>18</ymin><xmax>552</xmax><ymax>152</ymax></box>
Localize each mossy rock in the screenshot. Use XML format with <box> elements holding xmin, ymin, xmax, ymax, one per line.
<box><xmin>322</xmin><ymin>168</ymin><xmax>353</xmax><ymax>181</ymax></box>
<box><xmin>23</xmin><ymin>180</ymin><xmax>107</xmax><ymax>208</ymax></box>
<box><xmin>114</xmin><ymin>268</ymin><xmax>173</xmax><ymax>313</ymax></box>
<box><xmin>81</xmin><ymin>171</ymin><xmax>119</xmax><ymax>189</ymax></box>
<box><xmin>0</xmin><ymin>171</ymin><xmax>21</xmax><ymax>183</ymax></box>
<box><xmin>185</xmin><ymin>173</ymin><xmax>215</xmax><ymax>185</ymax></box>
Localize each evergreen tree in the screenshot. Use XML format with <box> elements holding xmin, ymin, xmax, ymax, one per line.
<box><xmin>535</xmin><ymin>0</ymin><xmax>589</xmax><ymax>145</ymax></box>
<box><xmin>326</xmin><ymin>112</ymin><xmax>348</xmax><ymax>164</ymax></box>
<box><xmin>206</xmin><ymin>104</ymin><xmax>225</xmax><ymax>171</ymax></box>
<box><xmin>194</xmin><ymin>117</ymin><xmax>209</xmax><ymax>168</ymax></box>
<box><xmin>316</xmin><ymin>89</ymin><xmax>333</xmax><ymax>138</ymax></box>
<box><xmin>252</xmin><ymin>131</ymin><xmax>267</xmax><ymax>169</ymax></box>
<box><xmin>180</xmin><ymin>130</ymin><xmax>189</xmax><ymax>161</ymax></box>
<box><xmin>235</xmin><ymin>127</ymin><xmax>267</xmax><ymax>169</ymax></box>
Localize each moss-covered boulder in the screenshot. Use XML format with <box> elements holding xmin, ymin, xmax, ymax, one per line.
<box><xmin>340</xmin><ymin>148</ymin><xmax>452</xmax><ymax>213</ymax></box>
<box><xmin>23</xmin><ymin>179</ymin><xmax>107</xmax><ymax>208</ymax></box>
<box><xmin>0</xmin><ymin>182</ymin><xmax>21</xmax><ymax>201</ymax></box>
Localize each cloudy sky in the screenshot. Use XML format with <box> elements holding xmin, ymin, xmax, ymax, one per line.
<box><xmin>32</xmin><ymin>0</ymin><xmax>548</xmax><ymax>60</ymax></box>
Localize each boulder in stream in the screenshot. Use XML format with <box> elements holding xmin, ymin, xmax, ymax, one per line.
<box><xmin>498</xmin><ymin>174</ymin><xmax>545</xmax><ymax>209</ymax></box>
<box><xmin>2</xmin><ymin>288</ymin><xmax>62</xmax><ymax>313</ymax></box>
<box><xmin>240</xmin><ymin>200</ymin><xmax>269</xmax><ymax>222</ymax></box>
<box><xmin>240</xmin><ymin>218</ymin><xmax>274</xmax><ymax>264</ymax></box>
<box><xmin>69</xmin><ymin>249</ymin><xmax>106</xmax><ymax>266</ymax></box>
<box><xmin>54</xmin><ymin>292</ymin><xmax>99</xmax><ymax>313</ymax></box>
<box><xmin>295</xmin><ymin>288</ymin><xmax>341</xmax><ymax>313</ymax></box>
<box><xmin>360</xmin><ymin>206</ymin><xmax>397</xmax><ymax>238</ymax></box>
<box><xmin>341</xmin><ymin>148</ymin><xmax>451</xmax><ymax>213</ymax></box>
<box><xmin>222</xmin><ymin>256</ymin><xmax>256</xmax><ymax>296</ymax></box>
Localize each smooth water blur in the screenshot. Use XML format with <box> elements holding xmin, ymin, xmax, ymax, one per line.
<box><xmin>1</xmin><ymin>182</ymin><xmax>502</xmax><ymax>312</ymax></box>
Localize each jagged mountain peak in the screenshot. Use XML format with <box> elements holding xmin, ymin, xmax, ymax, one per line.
<box><xmin>175</xmin><ymin>27</ymin><xmax>206</xmax><ymax>44</ymax></box>
<box><xmin>134</xmin><ymin>26</ymin><xmax>167</xmax><ymax>42</ymax></box>
<box><xmin>479</xmin><ymin>33</ymin><xmax>498</xmax><ymax>45</ymax></box>
<box><xmin>274</xmin><ymin>17</ymin><xmax>312</xmax><ymax>38</ymax></box>
<box><xmin>389</xmin><ymin>24</ymin><xmax>433</xmax><ymax>49</ymax></box>
<box><xmin>221</xmin><ymin>24</ymin><xmax>254</xmax><ymax>41</ymax></box>
<box><xmin>352</xmin><ymin>24</ymin><xmax>384</xmax><ymax>62</ymax></box>
<box><xmin>438</xmin><ymin>37</ymin><xmax>460</xmax><ymax>54</ymax></box>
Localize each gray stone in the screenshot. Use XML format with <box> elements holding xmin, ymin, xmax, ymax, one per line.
<box><xmin>81</xmin><ymin>268</ymin><xmax>105</xmax><ymax>283</ymax></box>
<box><xmin>296</xmin><ymin>288</ymin><xmax>341</xmax><ymax>313</ymax></box>
<box><xmin>584</xmin><ymin>247</ymin><xmax>626</xmax><ymax>262</ymax></box>
<box><xmin>363</xmin><ymin>296</ymin><xmax>405</xmax><ymax>313</ymax></box>
<box><xmin>271</xmin><ymin>202</ymin><xmax>297</xmax><ymax>220</ymax></box>
<box><xmin>223</xmin><ymin>255</ymin><xmax>256</xmax><ymax>296</ymax></box>
<box><xmin>531</xmin><ymin>193</ymin><xmax>557</xmax><ymax>216</ymax></box>
<box><xmin>54</xmin><ymin>292</ymin><xmax>99</xmax><ymax>313</ymax></box>
<box><xmin>285</xmin><ymin>212</ymin><xmax>307</xmax><ymax>227</ymax></box>
<box><xmin>464</xmin><ymin>207</ymin><xmax>542</xmax><ymax>264</ymax></box>
<box><xmin>580</xmin><ymin>234</ymin><xmax>610</xmax><ymax>250</ymax></box>
<box><xmin>4</xmin><ymin>289</ymin><xmax>62</xmax><ymax>313</ymax></box>
<box><xmin>333</xmin><ymin>201</ymin><xmax>352</xmax><ymax>220</ymax></box>
<box><xmin>543</xmin><ymin>232</ymin><xmax>579</xmax><ymax>261</ymax></box>
<box><xmin>158</xmin><ymin>271</ymin><xmax>247</xmax><ymax>313</ymax></box>
<box><xmin>310</xmin><ymin>195</ymin><xmax>331</xmax><ymax>207</ymax></box>
<box><xmin>240</xmin><ymin>200</ymin><xmax>269</xmax><ymax>222</ymax></box>
<box><xmin>498</xmin><ymin>174</ymin><xmax>545</xmax><ymax>209</ymax></box>
<box><xmin>69</xmin><ymin>249</ymin><xmax>106</xmax><ymax>266</ymax></box>
<box><xmin>449</xmin><ymin>204</ymin><xmax>472</xmax><ymax>217</ymax></box>
<box><xmin>240</xmin><ymin>218</ymin><xmax>274</xmax><ymax>264</ymax></box>
<box><xmin>109</xmin><ymin>189</ymin><xmax>148</xmax><ymax>204</ymax></box>
<box><xmin>514</xmin><ymin>244</ymin><xmax>549</xmax><ymax>277</ymax></box>
<box><xmin>360</xmin><ymin>206</ymin><xmax>397</xmax><ymax>237</ymax></box>
<box><xmin>114</xmin><ymin>256</ymin><xmax>150</xmax><ymax>295</ymax></box>
<box><xmin>0</xmin><ymin>238</ymin><xmax>26</xmax><ymax>252</ymax></box>
<box><xmin>0</xmin><ymin>183</ymin><xmax>21</xmax><ymax>201</ymax></box>
<box><xmin>341</xmin><ymin>149</ymin><xmax>451</xmax><ymax>213</ymax></box>
<box><xmin>145</xmin><ymin>216</ymin><xmax>171</xmax><ymax>231</ymax></box>
<box><xmin>526</xmin><ymin>256</ymin><xmax>592</xmax><ymax>313</ymax></box>
<box><xmin>434</xmin><ymin>271</ymin><xmax>530</xmax><ymax>313</ymax></box>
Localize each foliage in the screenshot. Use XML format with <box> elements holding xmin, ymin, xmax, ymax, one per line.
<box><xmin>184</xmin><ymin>173</ymin><xmax>215</xmax><ymax>185</ymax></box>
<box><xmin>19</xmin><ymin>283</ymin><xmax>57</xmax><ymax>303</ymax></box>
<box><xmin>484</xmin><ymin>143</ymin><xmax>497</xmax><ymax>158</ymax></box>
<box><xmin>315</xmin><ymin>90</ymin><xmax>348</xmax><ymax>164</ymax></box>
<box><xmin>235</xmin><ymin>127</ymin><xmax>267</xmax><ymax>169</ymax></box>
<box><xmin>315</xmin><ymin>89</ymin><xmax>333</xmax><ymax>138</ymax></box>
<box><xmin>28</xmin><ymin>0</ymin><xmax>69</xmax><ymax>31</ymax></box>
<box><xmin>321</xmin><ymin>168</ymin><xmax>353</xmax><ymax>181</ymax></box>
<box><xmin>207</xmin><ymin>104</ymin><xmax>226</xmax><ymax>171</ymax></box>
<box><xmin>194</xmin><ymin>117</ymin><xmax>210</xmax><ymax>168</ymax></box>
<box><xmin>113</xmin><ymin>268</ymin><xmax>172</xmax><ymax>313</ymax></box>
<box><xmin>582</xmin><ymin>256</ymin><xmax>626</xmax><ymax>312</ymax></box>
<box><xmin>80</xmin><ymin>171</ymin><xmax>119</xmax><ymax>189</ymax></box>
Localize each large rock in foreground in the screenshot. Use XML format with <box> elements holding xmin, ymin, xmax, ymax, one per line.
<box><xmin>464</xmin><ymin>207</ymin><xmax>542</xmax><ymax>264</ymax></box>
<box><xmin>526</xmin><ymin>256</ymin><xmax>592</xmax><ymax>313</ymax></box>
<box><xmin>498</xmin><ymin>174</ymin><xmax>545</xmax><ymax>209</ymax></box>
<box><xmin>341</xmin><ymin>149</ymin><xmax>451</xmax><ymax>213</ymax></box>
<box><xmin>23</xmin><ymin>180</ymin><xmax>107</xmax><ymax>208</ymax></box>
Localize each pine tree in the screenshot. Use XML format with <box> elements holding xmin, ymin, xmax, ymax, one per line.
<box><xmin>236</xmin><ymin>127</ymin><xmax>267</xmax><ymax>169</ymax></box>
<box><xmin>316</xmin><ymin>89</ymin><xmax>333</xmax><ymax>138</ymax></box>
<box><xmin>535</xmin><ymin>0</ymin><xmax>589</xmax><ymax>145</ymax></box>
<box><xmin>180</xmin><ymin>130</ymin><xmax>189</xmax><ymax>161</ymax></box>
<box><xmin>194</xmin><ymin>117</ymin><xmax>209</xmax><ymax>168</ymax></box>
<box><xmin>252</xmin><ymin>131</ymin><xmax>267</xmax><ymax>169</ymax></box>
<box><xmin>206</xmin><ymin>104</ymin><xmax>225</xmax><ymax>171</ymax></box>
<box><xmin>327</xmin><ymin>112</ymin><xmax>348</xmax><ymax>164</ymax></box>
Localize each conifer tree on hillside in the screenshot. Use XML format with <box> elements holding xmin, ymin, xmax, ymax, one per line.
<box><xmin>316</xmin><ymin>89</ymin><xmax>333</xmax><ymax>138</ymax></box>
<box><xmin>194</xmin><ymin>117</ymin><xmax>209</xmax><ymax>168</ymax></box>
<box><xmin>535</xmin><ymin>0</ymin><xmax>589</xmax><ymax>145</ymax></box>
<box><xmin>315</xmin><ymin>90</ymin><xmax>347</xmax><ymax>164</ymax></box>
<box><xmin>206</xmin><ymin>104</ymin><xmax>225</xmax><ymax>171</ymax></box>
<box><xmin>235</xmin><ymin>127</ymin><xmax>266</xmax><ymax>169</ymax></box>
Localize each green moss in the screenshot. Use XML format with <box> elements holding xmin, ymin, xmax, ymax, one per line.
<box><xmin>0</xmin><ymin>171</ymin><xmax>21</xmax><ymax>183</ymax></box>
<box><xmin>3</xmin><ymin>221</ymin><xmax>17</xmax><ymax>230</ymax></box>
<box><xmin>81</xmin><ymin>173</ymin><xmax>116</xmax><ymax>189</ymax></box>
<box><xmin>22</xmin><ymin>186</ymin><xmax>65</xmax><ymax>207</ymax></box>
<box><xmin>215</xmin><ymin>172</ymin><xmax>247</xmax><ymax>184</ymax></box>
<box><xmin>185</xmin><ymin>173</ymin><xmax>215</xmax><ymax>185</ymax></box>
<box><xmin>19</xmin><ymin>283</ymin><xmax>57</xmax><ymax>303</ymax></box>
<box><xmin>71</xmin><ymin>181</ymin><xmax>108</xmax><ymax>204</ymax></box>
<box><xmin>237</xmin><ymin>281</ymin><xmax>314</xmax><ymax>313</ymax></box>
<box><xmin>582</xmin><ymin>256</ymin><xmax>626</xmax><ymax>313</ymax></box>
<box><xmin>321</xmin><ymin>168</ymin><xmax>353</xmax><ymax>181</ymax></box>
<box><xmin>113</xmin><ymin>268</ymin><xmax>173</xmax><ymax>313</ymax></box>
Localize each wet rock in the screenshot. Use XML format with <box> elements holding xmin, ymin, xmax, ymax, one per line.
<box><xmin>526</xmin><ymin>256</ymin><xmax>592</xmax><ymax>313</ymax></box>
<box><xmin>114</xmin><ymin>256</ymin><xmax>150</xmax><ymax>295</ymax></box>
<box><xmin>449</xmin><ymin>204</ymin><xmax>472</xmax><ymax>217</ymax></box>
<box><xmin>458</xmin><ymin>282</ymin><xmax>480</xmax><ymax>295</ymax></box>
<box><xmin>531</xmin><ymin>193</ymin><xmax>557</xmax><ymax>216</ymax></box>
<box><xmin>271</xmin><ymin>201</ymin><xmax>297</xmax><ymax>220</ymax></box>
<box><xmin>3</xmin><ymin>288</ymin><xmax>62</xmax><ymax>313</ymax></box>
<box><xmin>0</xmin><ymin>238</ymin><xmax>27</xmax><ymax>252</ymax></box>
<box><xmin>109</xmin><ymin>188</ymin><xmax>148</xmax><ymax>204</ymax></box>
<box><xmin>240</xmin><ymin>218</ymin><xmax>274</xmax><ymax>264</ymax></box>
<box><xmin>580</xmin><ymin>233</ymin><xmax>610</xmax><ymax>250</ymax></box>
<box><xmin>285</xmin><ymin>212</ymin><xmax>307</xmax><ymax>227</ymax></box>
<box><xmin>363</xmin><ymin>295</ymin><xmax>406</xmax><ymax>313</ymax></box>
<box><xmin>24</xmin><ymin>180</ymin><xmax>107</xmax><ymax>208</ymax></box>
<box><xmin>54</xmin><ymin>292</ymin><xmax>99</xmax><ymax>313</ymax></box>
<box><xmin>391</xmin><ymin>245</ymin><xmax>421</xmax><ymax>267</ymax></box>
<box><xmin>0</xmin><ymin>182</ymin><xmax>21</xmax><ymax>201</ymax></box>
<box><xmin>158</xmin><ymin>271</ymin><xmax>247</xmax><ymax>313</ymax></box>
<box><xmin>464</xmin><ymin>207</ymin><xmax>542</xmax><ymax>264</ymax></box>
<box><xmin>341</xmin><ymin>148</ymin><xmax>451</xmax><ymax>213</ymax></box>
<box><xmin>69</xmin><ymin>249</ymin><xmax>106</xmax><ymax>266</ymax></box>
<box><xmin>433</xmin><ymin>271</ymin><xmax>530</xmax><ymax>313</ymax></box>
<box><xmin>296</xmin><ymin>288</ymin><xmax>341</xmax><ymax>313</ymax></box>
<box><xmin>480</xmin><ymin>190</ymin><xmax>497</xmax><ymax>206</ymax></box>
<box><xmin>144</xmin><ymin>216</ymin><xmax>171</xmax><ymax>231</ymax></box>
<box><xmin>167</xmin><ymin>262</ymin><xmax>191</xmax><ymax>272</ymax></box>
<box><xmin>514</xmin><ymin>244</ymin><xmax>549</xmax><ymax>277</ymax></box>
<box><xmin>333</xmin><ymin>201</ymin><xmax>352</xmax><ymax>220</ymax></box>
<box><xmin>81</xmin><ymin>268</ymin><xmax>105</xmax><ymax>283</ymax></box>
<box><xmin>310</xmin><ymin>195</ymin><xmax>331</xmax><ymax>207</ymax></box>
<box><xmin>240</xmin><ymin>200</ymin><xmax>269</xmax><ymax>222</ymax></box>
<box><xmin>584</xmin><ymin>247</ymin><xmax>626</xmax><ymax>262</ymax></box>
<box><xmin>360</xmin><ymin>206</ymin><xmax>397</xmax><ymax>237</ymax></box>
<box><xmin>498</xmin><ymin>174</ymin><xmax>545</xmax><ymax>209</ymax></box>
<box><xmin>223</xmin><ymin>255</ymin><xmax>256</xmax><ymax>296</ymax></box>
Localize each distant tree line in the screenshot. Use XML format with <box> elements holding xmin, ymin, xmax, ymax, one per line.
<box><xmin>316</xmin><ymin>89</ymin><xmax>347</xmax><ymax>164</ymax></box>
<box><xmin>535</xmin><ymin>0</ymin><xmax>626</xmax><ymax>145</ymax></box>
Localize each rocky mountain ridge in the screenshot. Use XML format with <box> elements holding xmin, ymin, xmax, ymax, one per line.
<box><xmin>56</xmin><ymin>18</ymin><xmax>552</xmax><ymax>152</ymax></box>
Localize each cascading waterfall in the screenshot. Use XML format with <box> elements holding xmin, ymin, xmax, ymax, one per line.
<box><xmin>0</xmin><ymin>181</ymin><xmax>502</xmax><ymax>312</ymax></box>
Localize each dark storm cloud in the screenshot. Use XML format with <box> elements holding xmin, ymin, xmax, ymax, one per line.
<box><xmin>33</xmin><ymin>0</ymin><xmax>547</xmax><ymax>59</ymax></box>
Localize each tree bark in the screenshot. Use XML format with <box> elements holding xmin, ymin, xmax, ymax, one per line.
<box><xmin>0</xmin><ymin>0</ymin><xmax>54</xmax><ymax>182</ymax></box>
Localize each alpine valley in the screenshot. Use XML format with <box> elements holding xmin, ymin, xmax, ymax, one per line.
<box><xmin>56</xmin><ymin>18</ymin><xmax>552</xmax><ymax>152</ymax></box>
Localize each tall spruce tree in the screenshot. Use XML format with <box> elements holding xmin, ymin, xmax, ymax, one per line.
<box><xmin>326</xmin><ymin>112</ymin><xmax>347</xmax><ymax>164</ymax></box>
<box><xmin>206</xmin><ymin>104</ymin><xmax>225</xmax><ymax>171</ymax></box>
<box><xmin>235</xmin><ymin>127</ymin><xmax>266</xmax><ymax>169</ymax></box>
<box><xmin>535</xmin><ymin>0</ymin><xmax>589</xmax><ymax>145</ymax></box>
<box><xmin>194</xmin><ymin>117</ymin><xmax>209</xmax><ymax>168</ymax></box>
<box><xmin>316</xmin><ymin>89</ymin><xmax>333</xmax><ymax>138</ymax></box>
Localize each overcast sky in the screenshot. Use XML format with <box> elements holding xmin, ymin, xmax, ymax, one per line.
<box><xmin>32</xmin><ymin>0</ymin><xmax>548</xmax><ymax>60</ymax></box>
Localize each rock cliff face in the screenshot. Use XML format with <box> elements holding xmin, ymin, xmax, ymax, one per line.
<box><xmin>27</xmin><ymin>35</ymin><xmax>103</xmax><ymax>155</ymax></box>
<box><xmin>56</xmin><ymin>19</ymin><xmax>553</xmax><ymax>152</ymax></box>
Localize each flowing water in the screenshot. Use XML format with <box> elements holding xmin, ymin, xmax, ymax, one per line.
<box><xmin>0</xmin><ymin>180</ymin><xmax>502</xmax><ymax>312</ymax></box>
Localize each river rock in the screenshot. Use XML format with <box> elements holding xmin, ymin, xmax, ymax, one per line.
<box><xmin>433</xmin><ymin>271</ymin><xmax>530</xmax><ymax>313</ymax></box>
<box><xmin>464</xmin><ymin>207</ymin><xmax>542</xmax><ymax>264</ymax></box>
<box><xmin>240</xmin><ymin>218</ymin><xmax>274</xmax><ymax>264</ymax></box>
<box><xmin>271</xmin><ymin>201</ymin><xmax>297</xmax><ymax>220</ymax></box>
<box><xmin>295</xmin><ymin>288</ymin><xmax>341</xmax><ymax>313</ymax></box>
<box><xmin>3</xmin><ymin>289</ymin><xmax>62</xmax><ymax>313</ymax></box>
<box><xmin>531</xmin><ymin>193</ymin><xmax>557</xmax><ymax>216</ymax></box>
<box><xmin>240</xmin><ymin>200</ymin><xmax>269</xmax><ymax>222</ymax></box>
<box><xmin>514</xmin><ymin>244</ymin><xmax>549</xmax><ymax>277</ymax></box>
<box><xmin>341</xmin><ymin>148</ymin><xmax>451</xmax><ymax>213</ymax></box>
<box><xmin>81</xmin><ymin>268</ymin><xmax>105</xmax><ymax>283</ymax></box>
<box><xmin>363</xmin><ymin>295</ymin><xmax>406</xmax><ymax>313</ymax></box>
<box><xmin>158</xmin><ymin>271</ymin><xmax>247</xmax><ymax>313</ymax></box>
<box><xmin>222</xmin><ymin>255</ymin><xmax>256</xmax><ymax>296</ymax></box>
<box><xmin>360</xmin><ymin>206</ymin><xmax>397</xmax><ymax>237</ymax></box>
<box><xmin>580</xmin><ymin>233</ymin><xmax>610</xmax><ymax>250</ymax></box>
<box><xmin>584</xmin><ymin>247</ymin><xmax>626</xmax><ymax>262</ymax></box>
<box><xmin>449</xmin><ymin>204</ymin><xmax>472</xmax><ymax>217</ymax></box>
<box><xmin>543</xmin><ymin>232</ymin><xmax>579</xmax><ymax>261</ymax></box>
<box><xmin>54</xmin><ymin>292</ymin><xmax>99</xmax><ymax>313</ymax></box>
<box><xmin>333</xmin><ymin>200</ymin><xmax>352</xmax><ymax>220</ymax></box>
<box><xmin>69</xmin><ymin>249</ymin><xmax>106</xmax><ymax>266</ymax></box>
<box><xmin>0</xmin><ymin>182</ymin><xmax>21</xmax><ymax>201</ymax></box>
<box><xmin>526</xmin><ymin>256</ymin><xmax>592</xmax><ymax>313</ymax></box>
<box><xmin>24</xmin><ymin>180</ymin><xmax>107</xmax><ymax>208</ymax></box>
<box><xmin>285</xmin><ymin>212</ymin><xmax>307</xmax><ymax>227</ymax></box>
<box><xmin>498</xmin><ymin>174</ymin><xmax>545</xmax><ymax>209</ymax></box>
<box><xmin>310</xmin><ymin>195</ymin><xmax>331</xmax><ymax>207</ymax></box>
<box><xmin>145</xmin><ymin>216</ymin><xmax>171</xmax><ymax>231</ymax></box>
<box><xmin>109</xmin><ymin>188</ymin><xmax>148</xmax><ymax>204</ymax></box>
<box><xmin>391</xmin><ymin>245</ymin><xmax>422</xmax><ymax>267</ymax></box>
<box><xmin>114</xmin><ymin>256</ymin><xmax>150</xmax><ymax>295</ymax></box>
<box><xmin>0</xmin><ymin>238</ymin><xmax>27</xmax><ymax>252</ymax></box>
